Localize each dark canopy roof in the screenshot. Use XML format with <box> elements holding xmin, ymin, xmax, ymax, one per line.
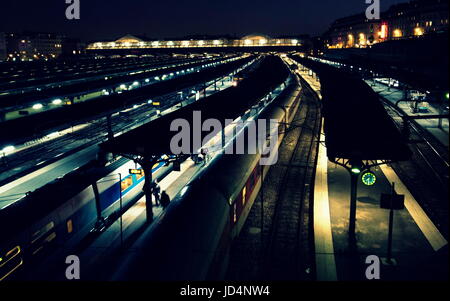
<box><xmin>0</xmin><ymin>56</ymin><xmax>251</xmax><ymax>146</ymax></box>
<box><xmin>292</xmin><ymin>55</ymin><xmax>411</xmax><ymax>161</ymax></box>
<box><xmin>100</xmin><ymin>55</ymin><xmax>289</xmax><ymax>158</ymax></box>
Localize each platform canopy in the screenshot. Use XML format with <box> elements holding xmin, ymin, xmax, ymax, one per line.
<box><xmin>100</xmin><ymin>56</ymin><xmax>289</xmax><ymax>159</ymax></box>
<box><xmin>293</xmin><ymin>56</ymin><xmax>411</xmax><ymax>161</ymax></box>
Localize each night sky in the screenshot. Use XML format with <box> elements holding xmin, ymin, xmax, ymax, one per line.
<box><xmin>1</xmin><ymin>0</ymin><xmax>407</xmax><ymax>41</ymax></box>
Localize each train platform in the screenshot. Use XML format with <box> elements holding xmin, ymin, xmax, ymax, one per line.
<box><xmin>365</xmin><ymin>80</ymin><xmax>449</xmax><ymax>147</ymax></box>
<box><xmin>314</xmin><ymin>133</ymin><xmax>448</xmax><ymax>281</ymax></box>
<box><xmin>294</xmin><ymin>61</ymin><xmax>448</xmax><ymax>281</ymax></box>
<box><xmin>310</xmin><ymin>83</ymin><xmax>447</xmax><ymax>281</ymax></box>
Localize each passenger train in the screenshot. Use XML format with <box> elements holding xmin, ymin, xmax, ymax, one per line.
<box><xmin>111</xmin><ymin>71</ymin><xmax>303</xmax><ymax>280</ymax></box>
<box><xmin>0</xmin><ymin>154</ymin><xmax>172</xmax><ymax>280</ymax></box>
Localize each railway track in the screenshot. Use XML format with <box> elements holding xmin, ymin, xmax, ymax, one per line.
<box><xmin>262</xmin><ymin>80</ymin><xmax>321</xmax><ymax>280</ymax></box>
<box><xmin>381</xmin><ymin>97</ymin><xmax>449</xmax><ymax>236</ymax></box>
<box><xmin>382</xmin><ymin>98</ymin><xmax>449</xmax><ymax>189</ymax></box>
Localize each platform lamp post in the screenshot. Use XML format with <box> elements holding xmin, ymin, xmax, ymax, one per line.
<box><xmin>348</xmin><ymin>159</ymin><xmax>363</xmax><ymax>244</ymax></box>
<box><xmin>118</xmin><ymin>172</ymin><xmax>123</xmax><ymax>249</ymax></box>
<box><xmin>332</xmin><ymin>158</ymin><xmax>364</xmax><ymax>246</ymax></box>
<box><xmin>140</xmin><ymin>160</ymin><xmax>154</xmax><ymax>223</ymax></box>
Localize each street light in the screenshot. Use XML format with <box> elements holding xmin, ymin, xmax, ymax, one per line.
<box><xmin>32</xmin><ymin>103</ymin><xmax>43</xmax><ymax>110</ymax></box>
<box><xmin>52</xmin><ymin>98</ymin><xmax>62</xmax><ymax>105</ymax></box>
<box><xmin>2</xmin><ymin>145</ymin><xmax>15</xmax><ymax>153</ymax></box>
<box><xmin>351</xmin><ymin>166</ymin><xmax>362</xmax><ymax>174</ymax></box>
<box><xmin>348</xmin><ymin>159</ymin><xmax>363</xmax><ymax>244</ymax></box>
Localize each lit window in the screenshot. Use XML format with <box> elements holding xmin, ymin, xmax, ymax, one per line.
<box><xmin>136</xmin><ymin>170</ymin><xmax>144</xmax><ymax>180</ymax></box>
<box><xmin>393</xmin><ymin>29</ymin><xmax>402</xmax><ymax>38</ymax></box>
<box><xmin>242</xmin><ymin>186</ymin><xmax>247</xmax><ymax>205</ymax></box>
<box><xmin>380</xmin><ymin>23</ymin><xmax>388</xmax><ymax>40</ymax></box>
<box><xmin>359</xmin><ymin>33</ymin><xmax>366</xmax><ymax>45</ymax></box>
<box><xmin>121</xmin><ymin>176</ymin><xmax>133</xmax><ymax>192</ymax></box>
<box><xmin>67</xmin><ymin>220</ymin><xmax>73</xmax><ymax>234</ymax></box>
<box><xmin>347</xmin><ymin>34</ymin><xmax>354</xmax><ymax>47</ymax></box>
<box><xmin>414</xmin><ymin>27</ymin><xmax>424</xmax><ymax>36</ymax></box>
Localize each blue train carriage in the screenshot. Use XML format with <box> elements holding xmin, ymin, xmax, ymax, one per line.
<box><xmin>0</xmin><ymin>170</ymin><xmax>99</xmax><ymax>280</ymax></box>
<box><xmin>0</xmin><ymin>154</ymin><xmax>171</xmax><ymax>280</ymax></box>
<box><xmin>96</xmin><ymin>155</ymin><xmax>172</xmax><ymax>218</ymax></box>
<box><xmin>96</xmin><ymin>159</ymin><xmax>145</xmax><ymax>218</ymax></box>
<box><xmin>0</xmin><ymin>157</ymin><xmax>123</xmax><ymax>280</ymax></box>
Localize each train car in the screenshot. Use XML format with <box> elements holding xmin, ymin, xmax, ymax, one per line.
<box><xmin>111</xmin><ymin>73</ymin><xmax>302</xmax><ymax>280</ymax></box>
<box><xmin>0</xmin><ymin>155</ymin><xmax>171</xmax><ymax>280</ymax></box>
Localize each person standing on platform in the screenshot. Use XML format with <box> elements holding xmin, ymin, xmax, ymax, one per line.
<box><xmin>200</xmin><ymin>148</ymin><xmax>209</xmax><ymax>165</ymax></box>
<box><xmin>152</xmin><ymin>179</ymin><xmax>161</xmax><ymax>206</ymax></box>
<box><xmin>160</xmin><ymin>191</ymin><xmax>170</xmax><ymax>209</ymax></box>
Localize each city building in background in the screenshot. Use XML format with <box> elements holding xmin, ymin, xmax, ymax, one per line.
<box><xmin>87</xmin><ymin>34</ymin><xmax>306</xmax><ymax>50</ymax></box>
<box><xmin>4</xmin><ymin>32</ymin><xmax>64</xmax><ymax>61</ymax></box>
<box><xmin>324</xmin><ymin>0</ymin><xmax>448</xmax><ymax>48</ymax></box>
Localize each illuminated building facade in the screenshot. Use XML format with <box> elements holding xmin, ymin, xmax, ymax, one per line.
<box><xmin>385</xmin><ymin>0</ymin><xmax>449</xmax><ymax>40</ymax></box>
<box><xmin>5</xmin><ymin>32</ymin><xmax>64</xmax><ymax>61</ymax></box>
<box><xmin>324</xmin><ymin>0</ymin><xmax>448</xmax><ymax>49</ymax></box>
<box><xmin>87</xmin><ymin>34</ymin><xmax>304</xmax><ymax>50</ymax></box>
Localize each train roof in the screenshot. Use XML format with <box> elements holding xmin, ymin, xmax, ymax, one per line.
<box><xmin>0</xmin><ymin>57</ymin><xmax>189</xmax><ymax>109</ymax></box>
<box><xmin>0</xmin><ymin>157</ymin><xmax>127</xmax><ymax>241</ymax></box>
<box><xmin>0</xmin><ymin>57</ymin><xmax>252</xmax><ymax>146</ymax></box>
<box><xmin>100</xmin><ymin>55</ymin><xmax>289</xmax><ymax>158</ymax></box>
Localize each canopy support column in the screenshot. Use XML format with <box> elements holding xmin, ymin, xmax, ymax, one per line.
<box><xmin>141</xmin><ymin>161</ymin><xmax>154</xmax><ymax>223</ymax></box>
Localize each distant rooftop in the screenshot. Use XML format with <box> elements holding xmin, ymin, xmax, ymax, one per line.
<box><xmin>87</xmin><ymin>33</ymin><xmax>307</xmax><ymax>50</ymax></box>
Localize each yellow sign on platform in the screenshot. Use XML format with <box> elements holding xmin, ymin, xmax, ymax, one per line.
<box><xmin>129</xmin><ymin>169</ymin><xmax>143</xmax><ymax>175</ymax></box>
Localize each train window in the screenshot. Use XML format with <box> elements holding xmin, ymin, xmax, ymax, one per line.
<box><xmin>242</xmin><ymin>186</ymin><xmax>247</xmax><ymax>206</ymax></box>
<box><xmin>121</xmin><ymin>176</ymin><xmax>133</xmax><ymax>192</ymax></box>
<box><xmin>136</xmin><ymin>169</ymin><xmax>144</xmax><ymax>180</ymax></box>
<box><xmin>31</xmin><ymin>221</ymin><xmax>55</xmax><ymax>244</ymax></box>
<box><xmin>0</xmin><ymin>246</ymin><xmax>23</xmax><ymax>281</ymax></box>
<box><xmin>67</xmin><ymin>219</ymin><xmax>73</xmax><ymax>234</ymax></box>
<box><xmin>45</xmin><ymin>232</ymin><xmax>57</xmax><ymax>243</ymax></box>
